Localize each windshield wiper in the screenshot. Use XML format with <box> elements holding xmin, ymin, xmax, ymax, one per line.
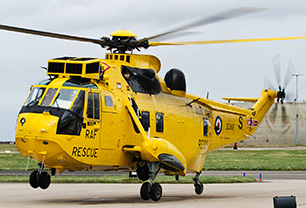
<box><xmin>26</xmin><ymin>97</ymin><xmax>40</xmax><ymax>107</ymax></box>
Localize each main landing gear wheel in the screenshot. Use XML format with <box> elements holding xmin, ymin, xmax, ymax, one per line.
<box><xmin>139</xmin><ymin>162</ymin><xmax>162</xmax><ymax>201</ymax></box>
<box><xmin>150</xmin><ymin>183</ymin><xmax>162</xmax><ymax>201</ymax></box>
<box><xmin>140</xmin><ymin>182</ymin><xmax>163</xmax><ymax>201</ymax></box>
<box><xmin>140</xmin><ymin>182</ymin><xmax>151</xmax><ymax>200</ymax></box>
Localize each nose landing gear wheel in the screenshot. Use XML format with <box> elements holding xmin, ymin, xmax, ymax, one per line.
<box><xmin>29</xmin><ymin>170</ymin><xmax>39</xmax><ymax>189</ymax></box>
<box><xmin>39</xmin><ymin>172</ymin><xmax>51</xmax><ymax>189</ymax></box>
<box><xmin>29</xmin><ymin>171</ymin><xmax>51</xmax><ymax>190</ymax></box>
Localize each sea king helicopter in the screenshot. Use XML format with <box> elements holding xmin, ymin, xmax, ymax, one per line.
<box><xmin>0</xmin><ymin>7</ymin><xmax>304</xmax><ymax>201</ymax></box>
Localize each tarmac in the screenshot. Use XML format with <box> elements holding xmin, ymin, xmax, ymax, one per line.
<box><xmin>1</xmin><ymin>146</ymin><xmax>305</xmax><ymax>207</ymax></box>
<box><xmin>0</xmin><ymin>180</ymin><xmax>306</xmax><ymax>208</ymax></box>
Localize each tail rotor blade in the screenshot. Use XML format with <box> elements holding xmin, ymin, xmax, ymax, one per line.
<box><xmin>269</xmin><ymin>104</ymin><xmax>278</xmax><ymax>124</ymax></box>
<box><xmin>281</xmin><ymin>105</ymin><xmax>289</xmax><ymax>127</ymax></box>
<box><xmin>272</xmin><ymin>54</ymin><xmax>281</xmax><ymax>86</ymax></box>
<box><xmin>284</xmin><ymin>60</ymin><xmax>295</xmax><ymax>88</ymax></box>
<box><xmin>285</xmin><ymin>91</ymin><xmax>295</xmax><ymax>102</ymax></box>
<box><xmin>264</xmin><ymin>77</ymin><xmax>276</xmax><ymax>90</ymax></box>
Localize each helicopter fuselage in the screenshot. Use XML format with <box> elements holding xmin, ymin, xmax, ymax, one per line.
<box><xmin>15</xmin><ymin>53</ymin><xmax>277</xmax><ymax>176</ymax></box>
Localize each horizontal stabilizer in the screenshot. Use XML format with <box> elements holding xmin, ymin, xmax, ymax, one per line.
<box><xmin>222</xmin><ymin>97</ymin><xmax>259</xmax><ymax>103</ymax></box>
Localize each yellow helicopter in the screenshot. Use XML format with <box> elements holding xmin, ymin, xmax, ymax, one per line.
<box><xmin>0</xmin><ymin>7</ymin><xmax>304</xmax><ymax>201</ymax></box>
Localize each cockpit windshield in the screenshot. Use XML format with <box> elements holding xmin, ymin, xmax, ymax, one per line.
<box><xmin>24</xmin><ymin>86</ymin><xmax>84</xmax><ymax>114</ymax></box>
<box><xmin>51</xmin><ymin>89</ymin><xmax>78</xmax><ymax>109</ymax></box>
<box><xmin>25</xmin><ymin>87</ymin><xmax>46</xmax><ymax>107</ymax></box>
<box><xmin>23</xmin><ymin>78</ymin><xmax>98</xmax><ymax>121</ymax></box>
<box><xmin>21</xmin><ymin>78</ymin><xmax>99</xmax><ymax>136</ymax></box>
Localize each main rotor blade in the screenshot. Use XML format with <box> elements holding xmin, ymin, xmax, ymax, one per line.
<box><xmin>149</xmin><ymin>36</ymin><xmax>306</xmax><ymax>46</ymax></box>
<box><xmin>272</xmin><ymin>54</ymin><xmax>281</xmax><ymax>86</ymax></box>
<box><xmin>0</xmin><ymin>24</ymin><xmax>105</xmax><ymax>46</ymax></box>
<box><xmin>140</xmin><ymin>7</ymin><xmax>264</xmax><ymax>43</ymax></box>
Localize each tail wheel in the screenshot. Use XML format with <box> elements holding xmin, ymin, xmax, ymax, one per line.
<box><xmin>194</xmin><ymin>182</ymin><xmax>204</xmax><ymax>195</ymax></box>
<box><xmin>29</xmin><ymin>170</ymin><xmax>39</xmax><ymax>189</ymax></box>
<box><xmin>140</xmin><ymin>182</ymin><xmax>151</xmax><ymax>200</ymax></box>
<box><xmin>150</xmin><ymin>183</ymin><xmax>162</xmax><ymax>201</ymax></box>
<box><xmin>39</xmin><ymin>172</ymin><xmax>51</xmax><ymax>189</ymax></box>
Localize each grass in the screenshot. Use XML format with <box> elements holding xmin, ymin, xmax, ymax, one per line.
<box><xmin>204</xmin><ymin>149</ymin><xmax>306</xmax><ymax>171</ymax></box>
<box><xmin>1</xmin><ymin>144</ymin><xmax>306</xmax><ymax>171</ymax></box>
<box><xmin>0</xmin><ymin>144</ymin><xmax>18</xmax><ymax>151</ymax></box>
<box><xmin>0</xmin><ymin>175</ymin><xmax>256</xmax><ymax>184</ymax></box>
<box><xmin>0</xmin><ymin>153</ymin><xmax>37</xmax><ymax>171</ymax></box>
<box><xmin>2</xmin><ymin>144</ymin><xmax>305</xmax><ymax>183</ymax></box>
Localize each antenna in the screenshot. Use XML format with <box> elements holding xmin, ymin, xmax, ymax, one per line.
<box><xmin>292</xmin><ymin>73</ymin><xmax>303</xmax><ymax>145</ymax></box>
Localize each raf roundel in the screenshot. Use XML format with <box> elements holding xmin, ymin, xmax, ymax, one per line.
<box><xmin>215</xmin><ymin>116</ymin><xmax>222</xmax><ymax>135</ymax></box>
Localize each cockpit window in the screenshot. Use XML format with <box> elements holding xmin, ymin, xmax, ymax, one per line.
<box><xmin>52</xmin><ymin>89</ymin><xmax>78</xmax><ymax>109</ymax></box>
<box><xmin>34</xmin><ymin>79</ymin><xmax>52</xmax><ymax>86</ymax></box>
<box><xmin>24</xmin><ymin>87</ymin><xmax>46</xmax><ymax>107</ymax></box>
<box><xmin>122</xmin><ymin>66</ymin><xmax>161</xmax><ymax>94</ymax></box>
<box><xmin>63</xmin><ymin>79</ymin><xmax>98</xmax><ymax>89</ymax></box>
<box><xmin>40</xmin><ymin>88</ymin><xmax>58</xmax><ymax>106</ymax></box>
<box><xmin>71</xmin><ymin>90</ymin><xmax>85</xmax><ymax>117</ymax></box>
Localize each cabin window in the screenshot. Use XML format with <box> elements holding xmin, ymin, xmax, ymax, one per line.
<box><xmin>87</xmin><ymin>92</ymin><xmax>94</xmax><ymax>118</ymax></box>
<box><xmin>141</xmin><ymin>111</ymin><xmax>150</xmax><ymax>131</ymax></box>
<box><xmin>104</xmin><ymin>96</ymin><xmax>113</xmax><ymax>107</ymax></box>
<box><xmin>121</xmin><ymin>66</ymin><xmax>161</xmax><ymax>94</ymax></box>
<box><xmin>203</xmin><ymin>119</ymin><xmax>210</xmax><ymax>136</ymax></box>
<box><xmin>94</xmin><ymin>93</ymin><xmax>100</xmax><ymax>119</ymax></box>
<box><xmin>87</xmin><ymin>92</ymin><xmax>100</xmax><ymax>120</ymax></box>
<box><xmin>126</xmin><ymin>55</ymin><xmax>130</xmax><ymax>63</ymax></box>
<box><xmin>24</xmin><ymin>87</ymin><xmax>46</xmax><ymax>107</ymax></box>
<box><xmin>156</xmin><ymin>113</ymin><xmax>164</xmax><ymax>133</ymax></box>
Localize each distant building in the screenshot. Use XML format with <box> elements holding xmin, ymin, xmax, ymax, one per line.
<box><xmin>231</xmin><ymin>102</ymin><xmax>306</xmax><ymax>146</ymax></box>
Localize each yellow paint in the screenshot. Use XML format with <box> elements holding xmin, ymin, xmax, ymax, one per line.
<box><xmin>110</xmin><ymin>30</ymin><xmax>137</xmax><ymax>37</ymax></box>
<box><xmin>149</xmin><ymin>36</ymin><xmax>306</xmax><ymax>46</ymax></box>
<box><xmin>15</xmin><ymin>53</ymin><xmax>279</xmax><ymax>175</ymax></box>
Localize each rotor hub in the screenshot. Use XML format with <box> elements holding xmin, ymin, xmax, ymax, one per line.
<box><xmin>100</xmin><ymin>30</ymin><xmax>148</xmax><ymax>53</ymax></box>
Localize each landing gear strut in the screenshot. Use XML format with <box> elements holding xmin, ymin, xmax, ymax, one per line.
<box><xmin>139</xmin><ymin>162</ymin><xmax>162</xmax><ymax>201</ymax></box>
<box><xmin>29</xmin><ymin>159</ymin><xmax>51</xmax><ymax>190</ymax></box>
<box><xmin>193</xmin><ymin>171</ymin><xmax>204</xmax><ymax>195</ymax></box>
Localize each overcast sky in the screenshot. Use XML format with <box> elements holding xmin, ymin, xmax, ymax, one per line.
<box><xmin>0</xmin><ymin>0</ymin><xmax>306</xmax><ymax>141</ymax></box>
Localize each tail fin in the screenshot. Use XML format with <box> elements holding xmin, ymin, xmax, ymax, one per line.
<box><xmin>223</xmin><ymin>89</ymin><xmax>278</xmax><ymax>126</ymax></box>
<box><xmin>250</xmin><ymin>89</ymin><xmax>278</xmax><ymax>125</ymax></box>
